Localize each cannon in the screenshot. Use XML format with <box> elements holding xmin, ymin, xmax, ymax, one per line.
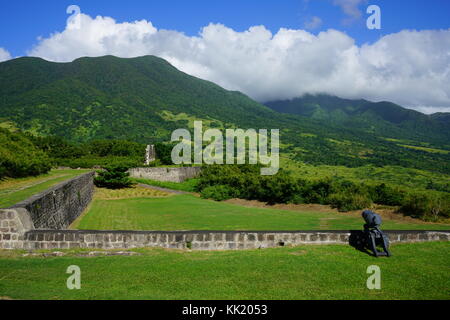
<box><xmin>362</xmin><ymin>210</ymin><xmax>391</xmax><ymax>257</ymax></box>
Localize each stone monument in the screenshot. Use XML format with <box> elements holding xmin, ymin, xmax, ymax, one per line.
<box><xmin>145</xmin><ymin>145</ymin><xmax>156</xmax><ymax>165</ymax></box>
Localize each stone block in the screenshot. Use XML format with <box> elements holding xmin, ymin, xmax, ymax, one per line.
<box><xmin>247</xmin><ymin>234</ymin><xmax>256</xmax><ymax>241</ymax></box>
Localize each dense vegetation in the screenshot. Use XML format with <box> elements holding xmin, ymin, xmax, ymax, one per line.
<box><xmin>1</xmin><ymin>56</ymin><xmax>449</xmax><ymax>174</ymax></box>
<box><xmin>29</xmin><ymin>135</ymin><xmax>177</xmax><ymax>168</ymax></box>
<box><xmin>0</xmin><ymin>127</ymin><xmax>50</xmax><ymax>179</ymax></box>
<box><xmin>30</xmin><ymin>135</ymin><xmax>146</xmax><ymax>168</ymax></box>
<box><xmin>265</xmin><ymin>94</ymin><xmax>450</xmax><ymax>145</ymax></box>
<box><xmin>196</xmin><ymin>165</ymin><xmax>450</xmax><ymax>221</ymax></box>
<box><xmin>0</xmin><ymin>126</ymin><xmax>177</xmax><ymax>180</ymax></box>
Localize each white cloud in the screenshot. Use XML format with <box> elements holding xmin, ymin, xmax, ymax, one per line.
<box><xmin>333</xmin><ymin>0</ymin><xmax>366</xmax><ymax>21</ymax></box>
<box><xmin>415</xmin><ymin>106</ymin><xmax>450</xmax><ymax>115</ymax></box>
<box><xmin>304</xmin><ymin>16</ymin><xmax>322</xmax><ymax>30</ymax></box>
<box><xmin>27</xmin><ymin>14</ymin><xmax>450</xmax><ymax>112</ymax></box>
<box><xmin>0</xmin><ymin>48</ymin><xmax>12</xmax><ymax>62</ymax></box>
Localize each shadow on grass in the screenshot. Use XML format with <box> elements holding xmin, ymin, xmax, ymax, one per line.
<box><xmin>349</xmin><ymin>230</ymin><xmax>376</xmax><ymax>257</ymax></box>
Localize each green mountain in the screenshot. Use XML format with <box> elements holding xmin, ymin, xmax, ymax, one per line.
<box><xmin>0</xmin><ymin>56</ymin><xmax>449</xmax><ymax>173</ymax></box>
<box><xmin>0</xmin><ymin>55</ymin><xmax>281</xmax><ymax>142</ymax></box>
<box><xmin>265</xmin><ymin>94</ymin><xmax>450</xmax><ymax>144</ymax></box>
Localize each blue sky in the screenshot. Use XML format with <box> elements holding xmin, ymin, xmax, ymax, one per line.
<box><xmin>0</xmin><ymin>1</ymin><xmax>450</xmax><ymax>112</ymax></box>
<box><xmin>1</xmin><ymin>0</ymin><xmax>449</xmax><ymax>57</ymax></box>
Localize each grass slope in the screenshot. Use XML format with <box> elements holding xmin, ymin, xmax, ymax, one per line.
<box><xmin>75</xmin><ymin>194</ymin><xmax>450</xmax><ymax>231</ymax></box>
<box><xmin>0</xmin><ymin>242</ymin><xmax>448</xmax><ymax>300</ymax></box>
<box><xmin>0</xmin><ymin>169</ymin><xmax>91</xmax><ymax>208</ymax></box>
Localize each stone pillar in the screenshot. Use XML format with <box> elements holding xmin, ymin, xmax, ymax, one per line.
<box><xmin>145</xmin><ymin>145</ymin><xmax>156</xmax><ymax>165</ymax></box>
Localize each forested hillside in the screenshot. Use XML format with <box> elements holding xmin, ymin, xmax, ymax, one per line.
<box><xmin>265</xmin><ymin>94</ymin><xmax>450</xmax><ymax>145</ymax></box>
<box><xmin>0</xmin><ymin>127</ymin><xmax>50</xmax><ymax>178</ymax></box>
<box><xmin>0</xmin><ymin>55</ymin><xmax>280</xmax><ymax>142</ymax></box>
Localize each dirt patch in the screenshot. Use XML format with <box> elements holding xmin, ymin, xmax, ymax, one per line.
<box><xmin>225</xmin><ymin>198</ymin><xmax>335</xmax><ymax>213</ymax></box>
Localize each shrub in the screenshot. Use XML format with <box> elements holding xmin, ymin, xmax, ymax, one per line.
<box><xmin>400</xmin><ymin>193</ymin><xmax>450</xmax><ymax>221</ymax></box>
<box><xmin>369</xmin><ymin>183</ymin><xmax>405</xmax><ymax>206</ymax></box>
<box><xmin>200</xmin><ymin>185</ymin><xmax>236</xmax><ymax>201</ymax></box>
<box><xmin>94</xmin><ymin>166</ymin><xmax>134</xmax><ymax>189</ymax></box>
<box><xmin>328</xmin><ymin>192</ymin><xmax>373</xmax><ymax>212</ymax></box>
<box><xmin>301</xmin><ymin>179</ymin><xmax>336</xmax><ymax>204</ymax></box>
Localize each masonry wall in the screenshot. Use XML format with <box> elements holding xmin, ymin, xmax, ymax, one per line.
<box><xmin>128</xmin><ymin>167</ymin><xmax>201</xmax><ymax>183</ymax></box>
<box><xmin>1</xmin><ymin>229</ymin><xmax>448</xmax><ymax>250</ymax></box>
<box><xmin>9</xmin><ymin>172</ymin><xmax>95</xmax><ymax>229</ymax></box>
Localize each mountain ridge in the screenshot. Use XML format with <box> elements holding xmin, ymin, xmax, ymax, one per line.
<box><xmin>264</xmin><ymin>94</ymin><xmax>449</xmax><ymax>144</ymax></box>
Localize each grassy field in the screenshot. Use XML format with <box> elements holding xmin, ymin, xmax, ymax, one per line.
<box><xmin>0</xmin><ymin>242</ymin><xmax>448</xmax><ymax>300</ymax></box>
<box><xmin>132</xmin><ymin>177</ymin><xmax>199</xmax><ymax>192</ymax></box>
<box><xmin>0</xmin><ymin>169</ymin><xmax>92</xmax><ymax>208</ymax></box>
<box><xmin>74</xmin><ymin>193</ymin><xmax>450</xmax><ymax>231</ymax></box>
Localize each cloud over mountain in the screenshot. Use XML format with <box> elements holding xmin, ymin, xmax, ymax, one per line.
<box><xmin>0</xmin><ymin>48</ymin><xmax>11</xmax><ymax>62</ymax></box>
<box><xmin>27</xmin><ymin>14</ymin><xmax>450</xmax><ymax>112</ymax></box>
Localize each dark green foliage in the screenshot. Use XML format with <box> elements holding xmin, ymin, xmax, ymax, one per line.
<box><xmin>86</xmin><ymin>140</ymin><xmax>145</xmax><ymax>157</ymax></box>
<box><xmin>154</xmin><ymin>142</ymin><xmax>175</xmax><ymax>165</ymax></box>
<box><xmin>30</xmin><ymin>135</ymin><xmax>85</xmax><ymax>159</ymax></box>
<box><xmin>55</xmin><ymin>156</ymin><xmax>143</xmax><ymax>170</ymax></box>
<box><xmin>328</xmin><ymin>192</ymin><xmax>372</xmax><ymax>212</ymax></box>
<box><xmin>426</xmin><ymin>180</ymin><xmax>450</xmax><ymax>193</ymax></box>
<box><xmin>0</xmin><ymin>128</ymin><xmax>51</xmax><ymax>179</ymax></box>
<box><xmin>197</xmin><ymin>165</ymin><xmax>449</xmax><ymax>220</ymax></box>
<box><xmin>200</xmin><ymin>185</ymin><xmax>236</xmax><ymax>201</ymax></box>
<box><xmin>197</xmin><ymin>165</ymin><xmax>344</xmax><ymax>206</ymax></box>
<box><xmin>400</xmin><ymin>193</ymin><xmax>450</xmax><ymax>221</ymax></box>
<box><xmin>265</xmin><ymin>94</ymin><xmax>450</xmax><ymax>145</ymax></box>
<box><xmin>30</xmin><ymin>135</ymin><xmax>145</xmax><ymax>169</ymax></box>
<box><xmin>94</xmin><ymin>166</ymin><xmax>133</xmax><ymax>189</ymax></box>
<box><xmin>369</xmin><ymin>183</ymin><xmax>405</xmax><ymax>206</ymax></box>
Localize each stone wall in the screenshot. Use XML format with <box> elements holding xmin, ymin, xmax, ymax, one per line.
<box><xmin>8</xmin><ymin>172</ymin><xmax>94</xmax><ymax>229</ymax></box>
<box><xmin>128</xmin><ymin>166</ymin><xmax>201</xmax><ymax>183</ymax></box>
<box><xmin>0</xmin><ymin>208</ymin><xmax>34</xmax><ymax>249</ymax></box>
<box><xmin>1</xmin><ymin>229</ymin><xmax>448</xmax><ymax>250</ymax></box>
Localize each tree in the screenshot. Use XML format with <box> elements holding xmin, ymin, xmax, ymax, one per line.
<box><xmin>94</xmin><ymin>166</ymin><xmax>133</xmax><ymax>189</ymax></box>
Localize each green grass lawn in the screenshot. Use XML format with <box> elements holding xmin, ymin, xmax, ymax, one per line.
<box><xmin>0</xmin><ymin>242</ymin><xmax>448</xmax><ymax>300</ymax></box>
<box><xmin>132</xmin><ymin>177</ymin><xmax>199</xmax><ymax>192</ymax></box>
<box><xmin>75</xmin><ymin>194</ymin><xmax>450</xmax><ymax>231</ymax></box>
<box><xmin>0</xmin><ymin>169</ymin><xmax>92</xmax><ymax>208</ymax></box>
